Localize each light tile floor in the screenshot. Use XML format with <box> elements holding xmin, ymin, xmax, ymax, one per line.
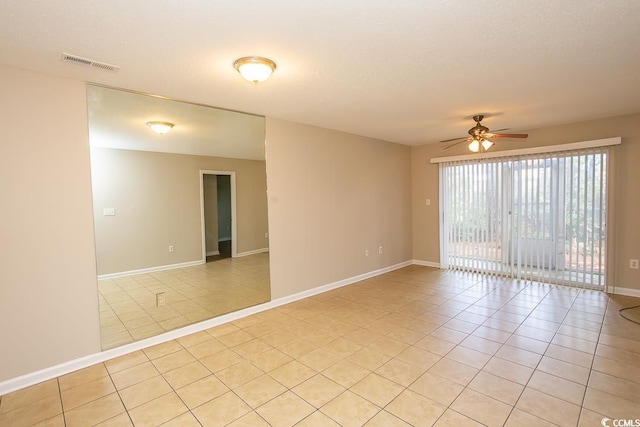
<box><xmin>2</xmin><ymin>265</ymin><xmax>640</xmax><ymax>426</ymax></box>
<box><xmin>99</xmin><ymin>253</ymin><xmax>271</xmax><ymax>349</ymax></box>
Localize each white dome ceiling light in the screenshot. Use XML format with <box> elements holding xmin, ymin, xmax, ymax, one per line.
<box><xmin>233</xmin><ymin>56</ymin><xmax>276</xmax><ymax>84</ymax></box>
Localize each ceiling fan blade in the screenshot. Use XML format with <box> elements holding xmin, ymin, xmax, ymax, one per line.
<box><xmin>488</xmin><ymin>128</ymin><xmax>510</xmax><ymax>133</ymax></box>
<box><xmin>491</xmin><ymin>133</ymin><xmax>528</xmax><ymax>139</ymax></box>
<box><xmin>443</xmin><ymin>140</ymin><xmax>466</xmax><ymax>150</ymax></box>
<box><xmin>440</xmin><ymin>136</ymin><xmax>467</xmax><ymax>143</ymax></box>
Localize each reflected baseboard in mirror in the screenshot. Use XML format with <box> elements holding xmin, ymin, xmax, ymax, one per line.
<box><xmin>87</xmin><ymin>84</ymin><xmax>271</xmax><ymax>350</ymax></box>
<box><xmin>99</xmin><ymin>253</ymin><xmax>270</xmax><ymax>350</ymax></box>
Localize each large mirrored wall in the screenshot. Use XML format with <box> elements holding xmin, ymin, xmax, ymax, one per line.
<box><xmin>87</xmin><ymin>85</ymin><xmax>270</xmax><ymax>350</ymax></box>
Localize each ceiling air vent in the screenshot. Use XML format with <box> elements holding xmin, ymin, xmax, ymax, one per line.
<box><xmin>61</xmin><ymin>53</ymin><xmax>120</xmax><ymax>73</ymax></box>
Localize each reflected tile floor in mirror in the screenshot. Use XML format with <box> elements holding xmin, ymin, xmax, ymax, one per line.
<box><xmin>2</xmin><ymin>265</ymin><xmax>640</xmax><ymax>426</ymax></box>
<box><xmin>99</xmin><ymin>253</ymin><xmax>270</xmax><ymax>349</ymax></box>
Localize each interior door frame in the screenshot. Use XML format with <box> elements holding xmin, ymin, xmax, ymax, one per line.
<box><xmin>199</xmin><ymin>170</ymin><xmax>237</xmax><ymax>261</ymax></box>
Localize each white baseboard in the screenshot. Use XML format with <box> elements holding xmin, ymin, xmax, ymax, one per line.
<box><xmin>206</xmin><ymin>250</ymin><xmax>220</xmax><ymax>256</ymax></box>
<box><xmin>97</xmin><ymin>260</ymin><xmax>204</xmax><ymax>280</ymax></box>
<box><xmin>268</xmin><ymin>260</ymin><xmax>414</xmax><ymax>306</ymax></box>
<box><xmin>412</xmin><ymin>260</ymin><xmax>441</xmax><ymax>268</ymax></box>
<box><xmin>0</xmin><ymin>260</ymin><xmax>412</xmax><ymax>396</ymax></box>
<box><xmin>608</xmin><ymin>286</ymin><xmax>640</xmax><ymax>298</ymax></box>
<box><xmin>235</xmin><ymin>248</ymin><xmax>269</xmax><ymax>257</ymax></box>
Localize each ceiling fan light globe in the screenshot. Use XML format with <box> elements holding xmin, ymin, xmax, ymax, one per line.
<box><xmin>468</xmin><ymin>139</ymin><xmax>480</xmax><ymax>152</ymax></box>
<box><xmin>482</xmin><ymin>139</ymin><xmax>494</xmax><ymax>150</ymax></box>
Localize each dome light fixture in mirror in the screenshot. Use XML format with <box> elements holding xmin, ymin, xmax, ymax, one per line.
<box><xmin>146</xmin><ymin>121</ymin><xmax>174</xmax><ymax>134</ymax></box>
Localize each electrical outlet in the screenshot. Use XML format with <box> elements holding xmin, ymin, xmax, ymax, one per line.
<box><xmin>379</xmin><ymin>246</ymin><xmax>383</xmax><ymax>254</ymax></box>
<box><xmin>631</xmin><ymin>259</ymin><xmax>639</xmax><ymax>269</ymax></box>
<box><xmin>156</xmin><ymin>292</ymin><xmax>166</xmax><ymax>306</ymax></box>
<box><xmin>103</xmin><ymin>208</ymin><xmax>115</xmax><ymax>216</ymax></box>
<box><xmin>169</xmin><ymin>245</ymin><xmax>174</xmax><ymax>253</ymax></box>
<box><xmin>365</xmin><ymin>249</ymin><xmax>369</xmax><ymax>256</ymax></box>
<box><xmin>265</xmin><ymin>232</ymin><xmax>269</xmax><ymax>238</ymax></box>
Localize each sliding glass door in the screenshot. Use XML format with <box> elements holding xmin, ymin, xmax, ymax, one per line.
<box><xmin>440</xmin><ymin>148</ymin><xmax>608</xmax><ymax>289</ymax></box>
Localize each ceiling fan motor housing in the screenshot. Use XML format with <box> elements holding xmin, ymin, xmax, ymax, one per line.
<box><xmin>469</xmin><ymin>123</ymin><xmax>489</xmax><ymax>137</ymax></box>
<box><xmin>468</xmin><ymin>115</ymin><xmax>489</xmax><ymax>138</ymax></box>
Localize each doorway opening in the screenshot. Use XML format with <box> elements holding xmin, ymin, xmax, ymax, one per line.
<box><xmin>200</xmin><ymin>171</ymin><xmax>237</xmax><ymax>263</ymax></box>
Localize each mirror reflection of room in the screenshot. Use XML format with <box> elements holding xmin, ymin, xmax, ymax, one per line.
<box><xmin>86</xmin><ymin>85</ymin><xmax>270</xmax><ymax>350</ymax></box>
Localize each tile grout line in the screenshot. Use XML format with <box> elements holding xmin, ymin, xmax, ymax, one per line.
<box><xmin>428</xmin><ymin>274</ymin><xmax>509</xmax><ymax>426</ymax></box>
<box><xmin>447</xmin><ymin>277</ymin><xmax>537</xmax><ymax>426</ymax></box>
<box><xmin>410</xmin><ymin>273</ymin><xmax>519</xmax><ymax>424</ymax></box>
<box><xmin>57</xmin><ymin>377</ymin><xmax>67</xmax><ymax>427</ymax></box>
<box><xmin>575</xmin><ymin>294</ymin><xmax>611</xmax><ymax>425</ymax></box>
<box><xmin>438</xmin><ymin>277</ymin><xmax>589</xmax><ymax>426</ymax></box>
<box><xmin>502</xmin><ymin>282</ymin><xmax>579</xmax><ymax>427</ymax></box>
<box><xmin>380</xmin><ymin>273</ymin><xmax>518</xmax><ymax>426</ymax></box>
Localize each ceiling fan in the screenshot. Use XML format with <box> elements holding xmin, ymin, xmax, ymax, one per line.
<box><xmin>440</xmin><ymin>114</ymin><xmax>528</xmax><ymax>152</ymax></box>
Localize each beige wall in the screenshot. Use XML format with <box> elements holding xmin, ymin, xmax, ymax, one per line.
<box><xmin>265</xmin><ymin>118</ymin><xmax>414</xmax><ymax>299</ymax></box>
<box><xmin>91</xmin><ymin>147</ymin><xmax>269</xmax><ymax>275</ymax></box>
<box><xmin>0</xmin><ymin>65</ymin><xmax>100</xmax><ymax>382</ymax></box>
<box><xmin>412</xmin><ymin>112</ymin><xmax>640</xmax><ymax>291</ymax></box>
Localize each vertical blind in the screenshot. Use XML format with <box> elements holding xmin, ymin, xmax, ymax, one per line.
<box><xmin>439</xmin><ymin>148</ymin><xmax>608</xmax><ymax>289</ymax></box>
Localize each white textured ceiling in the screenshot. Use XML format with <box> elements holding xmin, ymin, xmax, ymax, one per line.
<box><xmin>1</xmin><ymin>0</ymin><xmax>639</xmax><ymax>146</ymax></box>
